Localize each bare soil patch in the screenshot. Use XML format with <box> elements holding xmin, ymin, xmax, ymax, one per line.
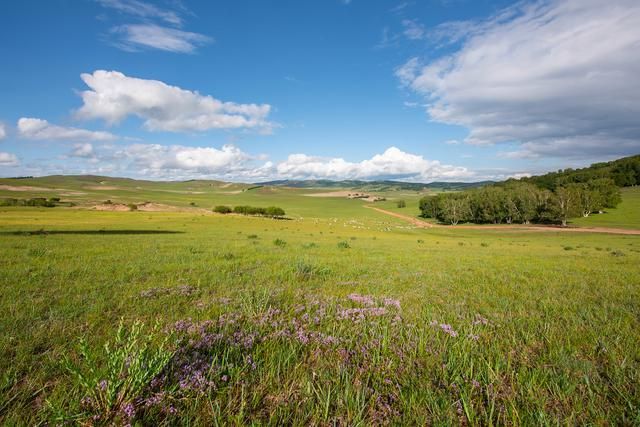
<box><xmin>0</xmin><ymin>185</ymin><xmax>55</xmax><ymax>192</ymax></box>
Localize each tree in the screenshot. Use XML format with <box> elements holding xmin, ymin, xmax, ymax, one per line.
<box><xmin>588</xmin><ymin>178</ymin><xmax>621</xmax><ymax>209</ymax></box>
<box><xmin>441</xmin><ymin>194</ymin><xmax>471</xmax><ymax>225</ymax></box>
<box><xmin>576</xmin><ymin>183</ymin><xmax>601</xmax><ymax>217</ymax></box>
<box><xmin>265</xmin><ymin>206</ymin><xmax>285</xmax><ymax>218</ymax></box>
<box><xmin>396</xmin><ymin>200</ymin><xmax>406</xmax><ymax>208</ymax></box>
<box><xmin>214</xmin><ymin>205</ymin><xmax>232</xmax><ymax>214</ymax></box>
<box><xmin>512</xmin><ymin>183</ymin><xmax>540</xmax><ymax>224</ymax></box>
<box><xmin>551</xmin><ymin>185</ymin><xmax>581</xmax><ymax>226</ymax></box>
<box><xmin>419</xmin><ymin>195</ymin><xmax>442</xmax><ymax>219</ymax></box>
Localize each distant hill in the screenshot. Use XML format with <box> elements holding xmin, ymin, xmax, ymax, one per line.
<box><xmin>256</xmin><ymin>179</ymin><xmax>494</xmax><ymax>191</ymax></box>
<box><xmin>505</xmin><ymin>154</ymin><xmax>640</xmax><ymax>190</ymax></box>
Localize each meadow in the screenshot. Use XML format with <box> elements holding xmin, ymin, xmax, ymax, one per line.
<box><xmin>0</xmin><ymin>177</ymin><xmax>639</xmax><ymax>425</ymax></box>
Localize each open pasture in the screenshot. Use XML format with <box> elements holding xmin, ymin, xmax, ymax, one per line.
<box><xmin>0</xmin><ymin>182</ymin><xmax>639</xmax><ymax>425</ymax></box>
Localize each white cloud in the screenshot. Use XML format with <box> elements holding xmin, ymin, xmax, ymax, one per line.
<box><xmin>397</xmin><ymin>0</ymin><xmax>640</xmax><ymax>160</ymax></box>
<box><xmin>17</xmin><ymin>118</ymin><xmax>118</xmax><ymax>142</ymax></box>
<box><xmin>276</xmin><ymin>146</ymin><xmax>472</xmax><ymax>181</ymax></box>
<box><xmin>75</xmin><ymin>70</ymin><xmax>274</xmax><ymax>133</ymax></box>
<box><xmin>96</xmin><ymin>0</ymin><xmax>183</xmax><ymax>26</ymax></box>
<box><xmin>110</xmin><ymin>24</ymin><xmax>212</xmax><ymax>53</ymax></box>
<box><xmin>402</xmin><ymin>19</ymin><xmax>425</xmax><ymax>40</ymax></box>
<box><xmin>0</xmin><ymin>123</ymin><xmax>6</xmax><ymax>140</ymax></box>
<box><xmin>71</xmin><ymin>143</ymin><xmax>95</xmax><ymax>158</ymax></box>
<box><xmin>46</xmin><ymin>143</ymin><xmax>473</xmax><ymax>182</ymax></box>
<box><xmin>119</xmin><ymin>143</ymin><xmax>253</xmax><ymax>176</ymax></box>
<box><xmin>0</xmin><ymin>152</ymin><xmax>19</xmax><ymax>166</ymax></box>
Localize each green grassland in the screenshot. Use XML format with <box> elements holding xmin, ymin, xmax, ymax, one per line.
<box><xmin>0</xmin><ymin>178</ymin><xmax>639</xmax><ymax>424</ymax></box>
<box><xmin>573</xmin><ymin>187</ymin><xmax>640</xmax><ymax>229</ymax></box>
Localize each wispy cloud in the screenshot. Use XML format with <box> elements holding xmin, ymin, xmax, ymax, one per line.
<box><xmin>96</xmin><ymin>0</ymin><xmax>183</xmax><ymax>26</ymax></box>
<box><xmin>17</xmin><ymin>118</ymin><xmax>118</xmax><ymax>142</ymax></box>
<box><xmin>0</xmin><ymin>122</ymin><xmax>6</xmax><ymax>140</ymax></box>
<box><xmin>97</xmin><ymin>0</ymin><xmax>212</xmax><ymax>53</ymax></box>
<box><xmin>402</xmin><ymin>19</ymin><xmax>425</xmax><ymax>40</ymax></box>
<box><xmin>110</xmin><ymin>24</ymin><xmax>212</xmax><ymax>53</ymax></box>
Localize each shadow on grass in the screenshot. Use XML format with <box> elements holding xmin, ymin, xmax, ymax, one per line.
<box><xmin>0</xmin><ymin>230</ymin><xmax>185</xmax><ymax>236</ymax></box>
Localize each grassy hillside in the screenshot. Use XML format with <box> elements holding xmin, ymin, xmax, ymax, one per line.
<box><xmin>572</xmin><ymin>187</ymin><xmax>640</xmax><ymax>229</ymax></box>
<box><xmin>0</xmin><ymin>178</ymin><xmax>639</xmax><ymax>424</ymax></box>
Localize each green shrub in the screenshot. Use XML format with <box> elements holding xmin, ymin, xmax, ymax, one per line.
<box><xmin>213</xmin><ymin>205</ymin><xmax>232</xmax><ymax>214</ymax></box>
<box><xmin>265</xmin><ymin>206</ymin><xmax>286</xmax><ymax>218</ymax></box>
<box><xmin>337</xmin><ymin>241</ymin><xmax>350</xmax><ymax>249</ymax></box>
<box><xmin>128</xmin><ymin>204</ymin><xmax>138</xmax><ymax>211</ymax></box>
<box><xmin>273</xmin><ymin>238</ymin><xmax>287</xmax><ymax>247</ymax></box>
<box><xmin>397</xmin><ymin>200</ymin><xmax>406</xmax><ymax>208</ymax></box>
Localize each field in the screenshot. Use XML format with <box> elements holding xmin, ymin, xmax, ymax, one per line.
<box><xmin>1</xmin><ymin>177</ymin><xmax>639</xmax><ymax>425</ymax></box>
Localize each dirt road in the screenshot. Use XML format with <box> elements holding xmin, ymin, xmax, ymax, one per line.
<box><xmin>365</xmin><ymin>206</ymin><xmax>640</xmax><ymax>235</ymax></box>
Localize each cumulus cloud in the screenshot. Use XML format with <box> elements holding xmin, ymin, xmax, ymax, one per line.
<box><xmin>51</xmin><ymin>143</ymin><xmax>473</xmax><ymax>182</ymax></box>
<box><xmin>118</xmin><ymin>143</ymin><xmax>253</xmax><ymax>176</ymax></box>
<box><xmin>17</xmin><ymin>118</ymin><xmax>118</xmax><ymax>142</ymax></box>
<box><xmin>75</xmin><ymin>70</ymin><xmax>274</xmax><ymax>134</ymax></box>
<box><xmin>397</xmin><ymin>0</ymin><xmax>640</xmax><ymax>160</ymax></box>
<box><xmin>0</xmin><ymin>123</ymin><xmax>6</xmax><ymax>140</ymax></box>
<box><xmin>71</xmin><ymin>143</ymin><xmax>95</xmax><ymax>158</ymax></box>
<box><xmin>276</xmin><ymin>146</ymin><xmax>472</xmax><ymax>181</ymax></box>
<box><xmin>96</xmin><ymin>0</ymin><xmax>183</xmax><ymax>26</ymax></box>
<box><xmin>0</xmin><ymin>152</ymin><xmax>19</xmax><ymax>166</ymax></box>
<box><xmin>110</xmin><ymin>24</ymin><xmax>212</xmax><ymax>53</ymax></box>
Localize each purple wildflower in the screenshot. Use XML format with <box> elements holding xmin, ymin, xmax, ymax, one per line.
<box><xmin>347</xmin><ymin>293</ymin><xmax>375</xmax><ymax>306</ymax></box>
<box><xmin>438</xmin><ymin>323</ymin><xmax>458</xmax><ymax>337</ymax></box>
<box><xmin>122</xmin><ymin>402</ymin><xmax>135</xmax><ymax>419</ymax></box>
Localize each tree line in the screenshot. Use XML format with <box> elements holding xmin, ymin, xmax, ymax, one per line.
<box><xmin>419</xmin><ymin>179</ymin><xmax>621</xmax><ymax>226</ymax></box>
<box><xmin>510</xmin><ymin>154</ymin><xmax>640</xmax><ymax>190</ymax></box>
<box><xmin>214</xmin><ymin>205</ymin><xmax>286</xmax><ymax>218</ymax></box>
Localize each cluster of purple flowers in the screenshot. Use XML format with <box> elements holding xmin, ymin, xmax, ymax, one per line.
<box><xmin>430</xmin><ymin>321</ymin><xmax>459</xmax><ymax>337</ymax></box>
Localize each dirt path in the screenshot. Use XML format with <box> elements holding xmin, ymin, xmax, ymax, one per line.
<box><xmin>365</xmin><ymin>206</ymin><xmax>640</xmax><ymax>235</ymax></box>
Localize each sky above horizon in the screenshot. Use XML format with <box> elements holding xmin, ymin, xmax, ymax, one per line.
<box><xmin>0</xmin><ymin>0</ymin><xmax>639</xmax><ymax>182</ymax></box>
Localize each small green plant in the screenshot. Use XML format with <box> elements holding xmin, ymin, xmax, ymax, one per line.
<box><xmin>337</xmin><ymin>241</ymin><xmax>350</xmax><ymax>249</ymax></box>
<box><xmin>273</xmin><ymin>238</ymin><xmax>287</xmax><ymax>247</ymax></box>
<box><xmin>417</xmin><ymin>239</ymin><xmax>424</xmax><ymax>244</ymax></box>
<box><xmin>63</xmin><ymin>320</ymin><xmax>173</xmax><ymax>424</ymax></box>
<box><xmin>480</xmin><ymin>242</ymin><xmax>489</xmax><ymax>247</ymax></box>
<box><xmin>563</xmin><ymin>246</ymin><xmax>574</xmax><ymax>251</ymax></box>
<box><xmin>397</xmin><ymin>200</ymin><xmax>406</xmax><ymax>208</ymax></box>
<box><xmin>247</xmin><ymin>234</ymin><xmax>258</xmax><ymax>239</ymax></box>
<box><xmin>28</xmin><ymin>247</ymin><xmax>48</xmax><ymax>257</ymax></box>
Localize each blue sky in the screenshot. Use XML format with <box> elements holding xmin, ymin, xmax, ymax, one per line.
<box><xmin>0</xmin><ymin>0</ymin><xmax>638</xmax><ymax>182</ymax></box>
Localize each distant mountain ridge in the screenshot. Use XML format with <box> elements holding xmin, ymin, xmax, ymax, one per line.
<box><xmin>256</xmin><ymin>179</ymin><xmax>494</xmax><ymax>191</ymax></box>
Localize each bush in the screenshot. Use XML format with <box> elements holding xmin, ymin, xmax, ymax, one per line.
<box><xmin>273</xmin><ymin>238</ymin><xmax>287</xmax><ymax>247</ymax></box>
<box><xmin>233</xmin><ymin>205</ymin><xmax>285</xmax><ymax>218</ymax></box>
<box><xmin>397</xmin><ymin>200</ymin><xmax>406</xmax><ymax>208</ymax></box>
<box><xmin>265</xmin><ymin>206</ymin><xmax>286</xmax><ymax>218</ymax></box>
<box><xmin>337</xmin><ymin>241</ymin><xmax>350</xmax><ymax>249</ymax></box>
<box><xmin>128</xmin><ymin>203</ymin><xmax>138</xmax><ymax>211</ymax></box>
<box><xmin>214</xmin><ymin>205</ymin><xmax>232</xmax><ymax>214</ymax></box>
